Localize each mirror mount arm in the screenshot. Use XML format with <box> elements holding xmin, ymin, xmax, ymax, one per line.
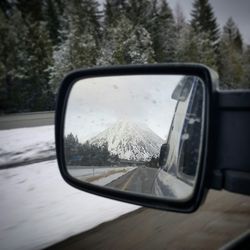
<box><xmin>208</xmin><ymin>90</ymin><xmax>250</xmax><ymax>195</ymax></box>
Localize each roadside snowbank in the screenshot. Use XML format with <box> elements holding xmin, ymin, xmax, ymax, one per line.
<box><xmin>0</xmin><ymin>160</ymin><xmax>138</xmax><ymax>250</ymax></box>
<box><xmin>0</xmin><ymin>126</ymin><xmax>138</xmax><ymax>250</ymax></box>
<box><xmin>0</xmin><ymin>126</ymin><xmax>55</xmax><ymax>167</ymax></box>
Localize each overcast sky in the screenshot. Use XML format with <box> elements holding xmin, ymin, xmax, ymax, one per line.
<box><xmin>65</xmin><ymin>75</ymin><xmax>182</xmax><ymax>142</ymax></box>
<box><xmin>98</xmin><ymin>0</ymin><xmax>250</xmax><ymax>44</ymax></box>
<box><xmin>167</xmin><ymin>0</ymin><xmax>250</xmax><ymax>44</ymax></box>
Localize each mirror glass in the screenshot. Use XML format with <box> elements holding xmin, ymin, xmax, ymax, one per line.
<box><xmin>64</xmin><ymin>75</ymin><xmax>205</xmax><ymax>201</ymax></box>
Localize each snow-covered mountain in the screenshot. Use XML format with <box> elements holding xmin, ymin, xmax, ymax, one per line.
<box><xmin>89</xmin><ymin>120</ymin><xmax>164</xmax><ymax>161</ymax></box>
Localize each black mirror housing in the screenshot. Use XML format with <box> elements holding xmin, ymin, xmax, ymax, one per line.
<box><xmin>55</xmin><ymin>63</ymin><xmax>217</xmax><ymax>213</ymax></box>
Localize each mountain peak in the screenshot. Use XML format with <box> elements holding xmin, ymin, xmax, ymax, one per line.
<box><xmin>89</xmin><ymin>120</ymin><xmax>164</xmax><ymax>161</ymax></box>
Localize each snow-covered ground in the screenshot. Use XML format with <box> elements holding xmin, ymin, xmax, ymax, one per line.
<box><xmin>0</xmin><ymin>126</ymin><xmax>138</xmax><ymax>250</ymax></box>
<box><xmin>0</xmin><ymin>126</ymin><xmax>55</xmax><ymax>166</ymax></box>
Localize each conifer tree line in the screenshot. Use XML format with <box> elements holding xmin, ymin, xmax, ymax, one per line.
<box><xmin>65</xmin><ymin>132</ymin><xmax>158</xmax><ymax>167</ymax></box>
<box><xmin>1</xmin><ymin>0</ymin><xmax>250</xmax><ymax>113</ymax></box>
<box><xmin>64</xmin><ymin>133</ymin><xmax>119</xmax><ymax>166</ymax></box>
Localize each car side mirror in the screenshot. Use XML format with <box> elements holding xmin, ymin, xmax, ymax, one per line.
<box><xmin>55</xmin><ymin>64</ymin><xmax>217</xmax><ymax>212</ymax></box>
<box><xmin>159</xmin><ymin>143</ymin><xmax>169</xmax><ymax>168</ymax></box>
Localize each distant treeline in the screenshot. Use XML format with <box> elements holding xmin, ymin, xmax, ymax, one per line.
<box><xmin>64</xmin><ymin>133</ymin><xmax>119</xmax><ymax>166</ymax></box>
<box><xmin>1</xmin><ymin>0</ymin><xmax>250</xmax><ymax>113</ymax></box>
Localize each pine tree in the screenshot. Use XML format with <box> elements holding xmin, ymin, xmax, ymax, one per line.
<box><xmin>174</xmin><ymin>4</ymin><xmax>187</xmax><ymax>60</ymax></box>
<box><xmin>0</xmin><ymin>0</ymin><xmax>12</xmax><ymax>16</ymax></box>
<box><xmin>126</xmin><ymin>0</ymin><xmax>153</xmax><ymax>27</ymax></box>
<box><xmin>65</xmin><ymin>133</ymin><xmax>82</xmax><ymax>165</ymax></box>
<box><xmin>218</xmin><ymin>18</ymin><xmax>244</xmax><ymax>88</ymax></box>
<box><xmin>175</xmin><ymin>3</ymin><xmax>186</xmax><ymax>36</ymax></box>
<box><xmin>49</xmin><ymin>0</ymin><xmax>101</xmax><ymax>92</ymax></box>
<box><xmin>0</xmin><ymin>7</ymin><xmax>30</xmax><ymax>113</ymax></box>
<box><xmin>175</xmin><ymin>24</ymin><xmax>217</xmax><ymax>69</ymax></box>
<box><xmin>124</xmin><ymin>24</ymin><xmax>155</xmax><ymax>64</ymax></box>
<box><xmin>0</xmin><ymin>3</ymin><xmax>55</xmax><ymax>113</ymax></box>
<box><xmin>187</xmin><ymin>0</ymin><xmax>219</xmax><ymax>69</ymax></box>
<box><xmin>152</xmin><ymin>0</ymin><xmax>176</xmax><ymax>62</ymax></box>
<box><xmin>24</xmin><ymin>19</ymin><xmax>54</xmax><ymax>111</ymax></box>
<box><xmin>103</xmin><ymin>0</ymin><xmax>127</xmax><ymax>27</ymax></box>
<box><xmin>175</xmin><ymin>25</ymin><xmax>199</xmax><ymax>62</ymax></box>
<box><xmin>222</xmin><ymin>17</ymin><xmax>243</xmax><ymax>53</ymax></box>
<box><xmin>0</xmin><ymin>8</ymin><xmax>11</xmax><ymax>113</ymax></box>
<box><xmin>98</xmin><ymin>14</ymin><xmax>132</xmax><ymax>65</ymax></box>
<box><xmin>44</xmin><ymin>0</ymin><xmax>61</xmax><ymax>45</ymax></box>
<box><xmin>16</xmin><ymin>0</ymin><xmax>44</xmax><ymax>22</ymax></box>
<box><xmin>98</xmin><ymin>14</ymin><xmax>155</xmax><ymax>65</ymax></box>
<box><xmin>191</xmin><ymin>0</ymin><xmax>219</xmax><ymax>45</ymax></box>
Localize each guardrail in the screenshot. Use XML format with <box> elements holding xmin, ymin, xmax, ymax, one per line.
<box><xmin>0</xmin><ymin>111</ymin><xmax>55</xmax><ymax>130</ymax></box>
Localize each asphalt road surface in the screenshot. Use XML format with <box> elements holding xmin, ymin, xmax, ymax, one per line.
<box><xmin>107</xmin><ymin>167</ymin><xmax>158</xmax><ymax>195</ymax></box>
<box><xmin>107</xmin><ymin>167</ymin><xmax>188</xmax><ymax>198</ymax></box>
<box><xmin>0</xmin><ymin>111</ymin><xmax>54</xmax><ymax>130</ymax></box>
<box><xmin>46</xmin><ymin>190</ymin><xmax>250</xmax><ymax>250</ymax></box>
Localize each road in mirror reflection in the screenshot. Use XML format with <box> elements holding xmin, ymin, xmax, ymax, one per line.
<box><xmin>64</xmin><ymin>75</ymin><xmax>205</xmax><ymax>200</ymax></box>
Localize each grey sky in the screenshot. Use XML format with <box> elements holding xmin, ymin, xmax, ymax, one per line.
<box><xmin>98</xmin><ymin>0</ymin><xmax>250</xmax><ymax>44</ymax></box>
<box><xmin>168</xmin><ymin>0</ymin><xmax>250</xmax><ymax>44</ymax></box>
<box><xmin>65</xmin><ymin>75</ymin><xmax>182</xmax><ymax>142</ymax></box>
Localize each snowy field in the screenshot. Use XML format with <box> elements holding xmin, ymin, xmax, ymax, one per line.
<box><xmin>0</xmin><ymin>126</ymin><xmax>138</xmax><ymax>250</ymax></box>
<box><xmin>0</xmin><ymin>126</ymin><xmax>55</xmax><ymax>167</ymax></box>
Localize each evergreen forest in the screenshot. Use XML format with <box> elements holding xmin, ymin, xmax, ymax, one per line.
<box><xmin>1</xmin><ymin>0</ymin><xmax>250</xmax><ymax>113</ymax></box>
<box><xmin>64</xmin><ymin>133</ymin><xmax>120</xmax><ymax>166</ymax></box>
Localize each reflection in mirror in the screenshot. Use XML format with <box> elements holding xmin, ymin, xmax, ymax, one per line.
<box><xmin>64</xmin><ymin>75</ymin><xmax>205</xmax><ymax>201</ymax></box>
